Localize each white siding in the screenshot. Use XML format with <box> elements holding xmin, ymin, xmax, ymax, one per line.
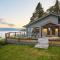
<box><xmin>26</xmin><ymin>15</ymin><xmax>59</xmax><ymax>37</ymax></box>
<box><xmin>26</xmin><ymin>28</ymin><xmax>33</xmax><ymax>37</ymax></box>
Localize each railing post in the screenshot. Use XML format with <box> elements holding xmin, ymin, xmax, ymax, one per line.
<box><xmin>24</xmin><ymin>32</ymin><xmax>25</xmax><ymax>37</ymax></box>
<box><xmin>15</xmin><ymin>32</ymin><xmax>16</xmax><ymax>37</ymax></box>
<box><xmin>5</xmin><ymin>33</ymin><xmax>8</xmax><ymax>43</ymax></box>
<box><xmin>20</xmin><ymin>32</ymin><xmax>21</xmax><ymax>37</ymax></box>
<box><xmin>8</xmin><ymin>33</ymin><xmax>10</xmax><ymax>38</ymax></box>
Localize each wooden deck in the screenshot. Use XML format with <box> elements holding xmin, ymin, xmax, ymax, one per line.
<box><xmin>5</xmin><ymin>32</ymin><xmax>37</xmax><ymax>44</ymax></box>
<box><xmin>49</xmin><ymin>39</ymin><xmax>60</xmax><ymax>46</ymax></box>
<box><xmin>5</xmin><ymin>32</ymin><xmax>60</xmax><ymax>46</ymax></box>
<box><xmin>6</xmin><ymin>38</ymin><xmax>37</xmax><ymax>44</ymax></box>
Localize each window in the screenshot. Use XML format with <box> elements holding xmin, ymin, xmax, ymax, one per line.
<box><xmin>58</xmin><ymin>16</ymin><xmax>60</xmax><ymax>24</ymax></box>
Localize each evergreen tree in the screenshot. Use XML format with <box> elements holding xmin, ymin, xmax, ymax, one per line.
<box><xmin>47</xmin><ymin>0</ymin><xmax>60</xmax><ymax>14</ymax></box>
<box><xmin>36</xmin><ymin>2</ymin><xmax>44</xmax><ymax>18</ymax></box>
<box><xmin>30</xmin><ymin>2</ymin><xmax>44</xmax><ymax>22</ymax></box>
<box><xmin>54</xmin><ymin>0</ymin><xmax>60</xmax><ymax>14</ymax></box>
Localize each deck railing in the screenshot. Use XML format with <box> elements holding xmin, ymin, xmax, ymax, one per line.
<box><xmin>5</xmin><ymin>32</ymin><xmax>38</xmax><ymax>39</ymax></box>
<box><xmin>5</xmin><ymin>32</ymin><xmax>60</xmax><ymax>46</ymax></box>
<box><xmin>5</xmin><ymin>32</ymin><xmax>37</xmax><ymax>44</ymax></box>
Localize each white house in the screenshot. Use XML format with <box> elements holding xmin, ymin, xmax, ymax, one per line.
<box><xmin>24</xmin><ymin>13</ymin><xmax>60</xmax><ymax>38</ymax></box>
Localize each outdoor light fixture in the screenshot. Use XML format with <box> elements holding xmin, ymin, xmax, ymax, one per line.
<box><xmin>48</xmin><ymin>28</ymin><xmax>51</xmax><ymax>31</ymax></box>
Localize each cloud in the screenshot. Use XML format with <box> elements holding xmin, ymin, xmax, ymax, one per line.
<box><xmin>0</xmin><ymin>19</ymin><xmax>15</xmax><ymax>27</ymax></box>
<box><xmin>0</xmin><ymin>19</ymin><xmax>4</xmax><ymax>22</ymax></box>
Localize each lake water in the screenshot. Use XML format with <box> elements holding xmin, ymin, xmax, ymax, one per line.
<box><xmin>0</xmin><ymin>31</ymin><xmax>20</xmax><ymax>38</ymax></box>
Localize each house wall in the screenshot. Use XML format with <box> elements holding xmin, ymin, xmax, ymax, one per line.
<box><xmin>26</xmin><ymin>28</ymin><xmax>33</xmax><ymax>37</ymax></box>
<box><xmin>26</xmin><ymin>15</ymin><xmax>59</xmax><ymax>37</ymax></box>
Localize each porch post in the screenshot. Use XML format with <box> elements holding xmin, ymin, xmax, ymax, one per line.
<box><xmin>58</xmin><ymin>26</ymin><xmax>60</xmax><ymax>37</ymax></box>
<box><xmin>41</xmin><ymin>27</ymin><xmax>42</xmax><ymax>38</ymax></box>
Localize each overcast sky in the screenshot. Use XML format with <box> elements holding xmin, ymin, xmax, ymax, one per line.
<box><xmin>0</xmin><ymin>0</ymin><xmax>59</xmax><ymax>28</ymax></box>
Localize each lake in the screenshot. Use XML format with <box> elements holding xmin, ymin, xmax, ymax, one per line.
<box><xmin>0</xmin><ymin>28</ymin><xmax>27</xmax><ymax>38</ymax></box>
<box><xmin>0</xmin><ymin>31</ymin><xmax>21</xmax><ymax>38</ymax></box>
<box><xmin>0</xmin><ymin>28</ymin><xmax>20</xmax><ymax>38</ymax></box>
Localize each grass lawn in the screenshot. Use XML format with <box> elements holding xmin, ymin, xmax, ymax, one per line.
<box><xmin>0</xmin><ymin>44</ymin><xmax>60</xmax><ymax>60</ymax></box>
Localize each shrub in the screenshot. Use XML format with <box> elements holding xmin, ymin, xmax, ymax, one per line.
<box><xmin>0</xmin><ymin>39</ymin><xmax>6</xmax><ymax>46</ymax></box>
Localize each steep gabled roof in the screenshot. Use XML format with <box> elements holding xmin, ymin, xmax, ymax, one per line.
<box><xmin>24</xmin><ymin>13</ymin><xmax>60</xmax><ymax>27</ymax></box>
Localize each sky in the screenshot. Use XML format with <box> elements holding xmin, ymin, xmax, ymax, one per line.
<box><xmin>0</xmin><ymin>0</ymin><xmax>59</xmax><ymax>28</ymax></box>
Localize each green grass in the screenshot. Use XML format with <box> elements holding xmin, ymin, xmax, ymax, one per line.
<box><xmin>0</xmin><ymin>44</ymin><xmax>60</xmax><ymax>60</ymax></box>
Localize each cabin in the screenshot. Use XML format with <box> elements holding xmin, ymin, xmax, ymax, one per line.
<box><xmin>5</xmin><ymin>13</ymin><xmax>60</xmax><ymax>45</ymax></box>
<box><xmin>24</xmin><ymin>13</ymin><xmax>60</xmax><ymax>39</ymax></box>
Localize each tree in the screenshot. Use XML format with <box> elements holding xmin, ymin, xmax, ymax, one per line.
<box><xmin>54</xmin><ymin>0</ymin><xmax>60</xmax><ymax>14</ymax></box>
<box><xmin>30</xmin><ymin>2</ymin><xmax>44</xmax><ymax>22</ymax></box>
<box><xmin>36</xmin><ymin>2</ymin><xmax>44</xmax><ymax>18</ymax></box>
<box><xmin>47</xmin><ymin>0</ymin><xmax>60</xmax><ymax>14</ymax></box>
